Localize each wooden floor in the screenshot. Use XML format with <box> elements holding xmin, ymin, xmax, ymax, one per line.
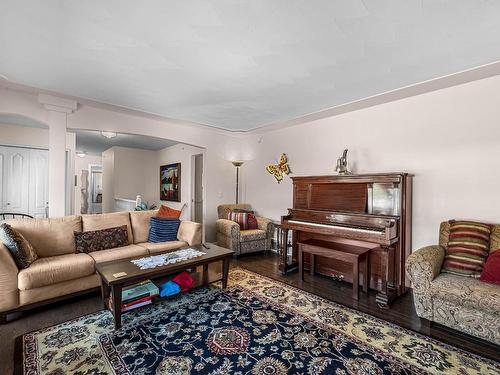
<box><xmin>235</xmin><ymin>252</ymin><xmax>500</xmax><ymax>362</ymax></box>
<box><xmin>1</xmin><ymin>251</ymin><xmax>498</xmax><ymax>375</ymax></box>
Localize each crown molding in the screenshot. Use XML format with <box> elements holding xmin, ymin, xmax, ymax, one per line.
<box><xmin>38</xmin><ymin>93</ymin><xmax>78</xmax><ymax>114</ymax></box>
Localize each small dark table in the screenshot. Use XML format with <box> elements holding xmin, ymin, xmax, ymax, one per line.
<box><xmin>298</xmin><ymin>239</ymin><xmax>377</xmax><ymax>300</ymax></box>
<box><xmin>95</xmin><ymin>244</ymin><xmax>234</xmax><ymax>329</ymax></box>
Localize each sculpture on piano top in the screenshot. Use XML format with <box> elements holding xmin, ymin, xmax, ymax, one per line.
<box><xmin>335</xmin><ymin>149</ymin><xmax>352</xmax><ymax>175</ymax></box>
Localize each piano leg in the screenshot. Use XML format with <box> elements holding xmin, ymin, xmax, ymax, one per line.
<box><xmin>279</xmin><ymin>228</ymin><xmax>289</xmax><ymax>275</ymax></box>
<box><xmin>376</xmin><ymin>246</ymin><xmax>397</xmax><ymax>308</ymax></box>
<box><xmin>279</xmin><ymin>228</ymin><xmax>298</xmax><ymax>275</ymax></box>
<box><xmin>299</xmin><ymin>245</ymin><xmax>304</xmax><ymax>281</ymax></box>
<box><xmin>310</xmin><ymin>254</ymin><xmax>315</xmax><ymax>276</ymax></box>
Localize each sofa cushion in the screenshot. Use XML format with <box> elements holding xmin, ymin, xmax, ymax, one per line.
<box><xmin>88</xmin><ymin>244</ymin><xmax>148</xmax><ymax>264</ymax></box>
<box><xmin>129</xmin><ymin>210</ymin><xmax>159</xmax><ymax>244</ymax></box>
<box><xmin>5</xmin><ymin>216</ymin><xmax>82</xmax><ymax>257</ymax></box>
<box><xmin>148</xmin><ymin>218</ymin><xmax>180</xmax><ymax>243</ymax></box>
<box><xmin>442</xmin><ymin>220</ymin><xmax>491</xmax><ymax>277</ymax></box>
<box><xmin>138</xmin><ymin>241</ymin><xmax>188</xmax><ymax>254</ymax></box>
<box><xmin>430</xmin><ymin>273</ymin><xmax>500</xmax><ymax>312</ymax></box>
<box><xmin>240</xmin><ymin>229</ymin><xmax>267</xmax><ymax>242</ymax></box>
<box><xmin>0</xmin><ymin>223</ymin><xmax>38</xmax><ymax>269</ymax></box>
<box><xmin>20</xmin><ymin>274</ymin><xmax>100</xmax><ymax>306</ymax></box>
<box><xmin>82</xmin><ymin>212</ymin><xmax>133</xmax><ymax>244</ymax></box>
<box><xmin>18</xmin><ymin>253</ymin><xmax>95</xmax><ymax>290</ymax></box>
<box><xmin>75</xmin><ymin>225</ymin><xmax>129</xmax><ymax>253</ymax></box>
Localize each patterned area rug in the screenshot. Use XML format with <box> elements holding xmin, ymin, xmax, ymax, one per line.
<box><xmin>19</xmin><ymin>268</ymin><xmax>499</xmax><ymax>374</ymax></box>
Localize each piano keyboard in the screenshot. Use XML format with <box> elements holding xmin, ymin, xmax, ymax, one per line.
<box><xmin>288</xmin><ymin>220</ymin><xmax>384</xmax><ymax>234</ymax></box>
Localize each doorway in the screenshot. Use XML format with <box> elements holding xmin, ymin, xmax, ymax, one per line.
<box><xmin>191</xmin><ymin>154</ymin><xmax>203</xmax><ymax>224</ymax></box>
<box><xmin>80</xmin><ymin>164</ymin><xmax>102</xmax><ymax>214</ymax></box>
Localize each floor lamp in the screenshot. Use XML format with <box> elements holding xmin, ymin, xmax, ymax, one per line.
<box><xmin>232</xmin><ymin>161</ymin><xmax>244</xmax><ymax>204</ymax></box>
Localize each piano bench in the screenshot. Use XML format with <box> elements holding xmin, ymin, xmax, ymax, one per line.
<box><xmin>298</xmin><ymin>239</ymin><xmax>375</xmax><ymax>300</ymax></box>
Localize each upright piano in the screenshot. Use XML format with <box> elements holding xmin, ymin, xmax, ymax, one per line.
<box><xmin>279</xmin><ymin>173</ymin><xmax>412</xmax><ymax>307</ymax></box>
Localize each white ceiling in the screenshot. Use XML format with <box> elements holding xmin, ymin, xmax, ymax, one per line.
<box><xmin>1</xmin><ymin>1</ymin><xmax>500</xmax><ymax>131</ymax></box>
<box><xmin>73</xmin><ymin>130</ymin><xmax>177</xmax><ymax>154</ymax></box>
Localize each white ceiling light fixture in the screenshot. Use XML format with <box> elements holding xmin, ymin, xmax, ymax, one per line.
<box><xmin>76</xmin><ymin>151</ymin><xmax>87</xmax><ymax>158</ymax></box>
<box><xmin>101</xmin><ymin>131</ymin><xmax>117</xmax><ymax>139</ymax></box>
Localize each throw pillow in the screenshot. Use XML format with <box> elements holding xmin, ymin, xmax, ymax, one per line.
<box><xmin>480</xmin><ymin>250</ymin><xmax>500</xmax><ymax>284</ymax></box>
<box><xmin>149</xmin><ymin>217</ymin><xmax>180</xmax><ymax>243</ymax></box>
<box><xmin>75</xmin><ymin>225</ymin><xmax>129</xmax><ymax>253</ymax></box>
<box><xmin>0</xmin><ymin>223</ymin><xmax>38</xmax><ymax>269</ymax></box>
<box><xmin>157</xmin><ymin>204</ymin><xmax>182</xmax><ymax>219</ymax></box>
<box><xmin>442</xmin><ymin>220</ymin><xmax>491</xmax><ymax>278</ymax></box>
<box><xmin>227</xmin><ymin>212</ymin><xmax>258</xmax><ymax>230</ymax></box>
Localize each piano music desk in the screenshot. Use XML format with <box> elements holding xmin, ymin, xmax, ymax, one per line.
<box><xmin>298</xmin><ymin>239</ymin><xmax>378</xmax><ymax>300</ymax></box>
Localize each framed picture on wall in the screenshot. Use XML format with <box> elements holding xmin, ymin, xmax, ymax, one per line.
<box><xmin>160</xmin><ymin>163</ymin><xmax>181</xmax><ymax>202</ymax></box>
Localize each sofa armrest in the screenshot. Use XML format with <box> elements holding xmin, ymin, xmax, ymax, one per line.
<box><xmin>0</xmin><ymin>242</ymin><xmax>19</xmax><ymax>312</ymax></box>
<box><xmin>216</xmin><ymin>219</ymin><xmax>240</xmax><ymax>238</ymax></box>
<box><xmin>256</xmin><ymin>216</ymin><xmax>274</xmax><ymax>233</ymax></box>
<box><xmin>177</xmin><ymin>221</ymin><xmax>202</xmax><ymax>246</ymax></box>
<box><xmin>406</xmin><ymin>245</ymin><xmax>445</xmax><ymax>292</ymax></box>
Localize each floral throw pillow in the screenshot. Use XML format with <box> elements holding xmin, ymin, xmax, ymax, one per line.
<box><xmin>0</xmin><ymin>223</ymin><xmax>38</xmax><ymax>269</ymax></box>
<box><xmin>75</xmin><ymin>225</ymin><xmax>129</xmax><ymax>253</ymax></box>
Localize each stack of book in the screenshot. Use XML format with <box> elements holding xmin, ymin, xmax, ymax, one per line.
<box><xmin>120</xmin><ymin>280</ymin><xmax>159</xmax><ymax>312</ymax></box>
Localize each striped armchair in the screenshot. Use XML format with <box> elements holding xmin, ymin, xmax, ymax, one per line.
<box><xmin>406</xmin><ymin>221</ymin><xmax>500</xmax><ymax>345</ymax></box>
<box><xmin>216</xmin><ymin>204</ymin><xmax>274</xmax><ymax>256</ymax></box>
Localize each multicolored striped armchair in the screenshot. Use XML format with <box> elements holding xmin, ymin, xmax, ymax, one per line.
<box><xmin>406</xmin><ymin>221</ymin><xmax>500</xmax><ymax>345</ymax></box>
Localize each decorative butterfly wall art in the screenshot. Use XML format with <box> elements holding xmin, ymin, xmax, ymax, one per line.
<box><xmin>266</xmin><ymin>153</ymin><xmax>291</xmax><ymax>183</ymax></box>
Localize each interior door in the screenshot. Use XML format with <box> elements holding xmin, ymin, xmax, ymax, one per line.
<box><xmin>29</xmin><ymin>149</ymin><xmax>49</xmax><ymax>218</ymax></box>
<box><xmin>194</xmin><ymin>154</ymin><xmax>203</xmax><ymax>224</ymax></box>
<box><xmin>1</xmin><ymin>146</ymin><xmax>29</xmax><ymax>214</ymax></box>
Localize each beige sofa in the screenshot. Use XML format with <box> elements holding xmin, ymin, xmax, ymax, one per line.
<box><xmin>0</xmin><ymin>210</ymin><xmax>202</xmax><ymax>321</ymax></box>
<box><xmin>406</xmin><ymin>221</ymin><xmax>500</xmax><ymax>345</ymax></box>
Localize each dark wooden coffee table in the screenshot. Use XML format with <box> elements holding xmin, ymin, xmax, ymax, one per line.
<box><xmin>95</xmin><ymin>244</ymin><xmax>234</xmax><ymax>329</ymax></box>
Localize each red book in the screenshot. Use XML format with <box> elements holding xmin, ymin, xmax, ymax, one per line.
<box><xmin>122</xmin><ymin>300</ymin><xmax>152</xmax><ymax>312</ymax></box>
<box><xmin>122</xmin><ymin>296</ymin><xmax>152</xmax><ymax>309</ymax></box>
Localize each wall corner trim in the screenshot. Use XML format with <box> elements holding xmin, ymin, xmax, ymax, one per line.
<box><xmin>38</xmin><ymin>93</ymin><xmax>78</xmax><ymax>114</ymax></box>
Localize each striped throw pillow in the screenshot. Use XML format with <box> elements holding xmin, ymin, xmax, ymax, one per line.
<box><xmin>442</xmin><ymin>220</ymin><xmax>491</xmax><ymax>278</ymax></box>
<box><xmin>227</xmin><ymin>212</ymin><xmax>258</xmax><ymax>230</ymax></box>
<box><xmin>148</xmin><ymin>218</ymin><xmax>180</xmax><ymax>243</ymax></box>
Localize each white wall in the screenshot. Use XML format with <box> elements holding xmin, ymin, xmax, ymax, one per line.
<box><xmin>113</xmin><ymin>147</ymin><xmax>157</xmax><ymax>205</ymax></box>
<box><xmin>0</xmin><ymin>123</ymin><xmax>48</xmax><ymax>148</ymax></box>
<box><xmin>242</xmin><ymin>74</ymin><xmax>500</xmax><ymax>251</ymax></box>
<box><xmin>101</xmin><ymin>146</ymin><xmax>157</xmax><ymax>212</ymax></box>
<box><xmin>157</xmin><ymin>143</ymin><xmax>204</xmax><ymax>221</ymax></box>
